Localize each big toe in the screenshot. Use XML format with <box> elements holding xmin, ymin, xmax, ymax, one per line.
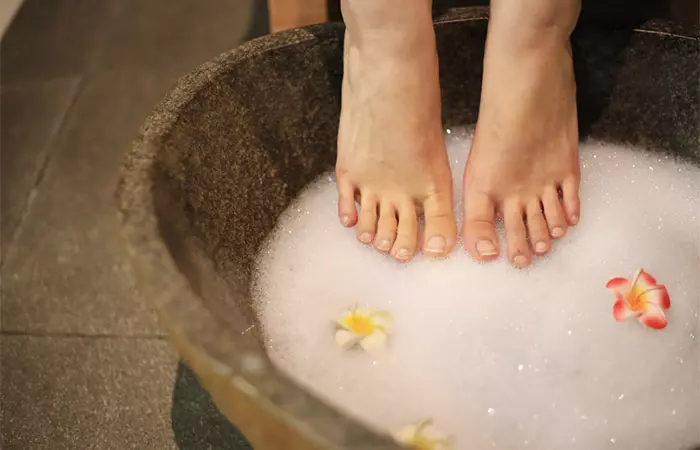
<box><xmin>462</xmin><ymin>191</ymin><xmax>500</xmax><ymax>261</ymax></box>
<box><xmin>422</xmin><ymin>189</ymin><xmax>457</xmax><ymax>258</ymax></box>
<box><xmin>561</xmin><ymin>175</ymin><xmax>580</xmax><ymax>226</ymax></box>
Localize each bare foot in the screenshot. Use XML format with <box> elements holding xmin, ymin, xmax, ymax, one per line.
<box><xmin>463</xmin><ymin>0</ymin><xmax>582</xmax><ymax>268</ymax></box>
<box><xmin>336</xmin><ymin>0</ymin><xmax>456</xmax><ymax>262</ymax></box>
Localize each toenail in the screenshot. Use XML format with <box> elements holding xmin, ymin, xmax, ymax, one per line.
<box><xmin>359</xmin><ymin>232</ymin><xmax>372</xmax><ymax>243</ymax></box>
<box><xmin>376</xmin><ymin>239</ymin><xmax>391</xmax><ymax>251</ymax></box>
<box><xmin>424</xmin><ymin>236</ymin><xmax>446</xmax><ymax>254</ymax></box>
<box><xmin>341</xmin><ymin>215</ymin><xmax>350</xmax><ymax>226</ymax></box>
<box><xmin>396</xmin><ymin>248</ymin><xmax>411</xmax><ymax>260</ymax></box>
<box><xmin>570</xmin><ymin>215</ymin><xmax>579</xmax><ymax>225</ymax></box>
<box><xmin>513</xmin><ymin>255</ymin><xmax>528</xmax><ymax>266</ymax></box>
<box><xmin>551</xmin><ymin>227</ymin><xmax>565</xmax><ymax>238</ymax></box>
<box><xmin>476</xmin><ymin>240</ymin><xmax>498</xmax><ymax>256</ymax></box>
<box><xmin>535</xmin><ymin>241</ymin><xmax>548</xmax><ymax>253</ymax></box>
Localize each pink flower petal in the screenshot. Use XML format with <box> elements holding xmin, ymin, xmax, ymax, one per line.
<box><xmin>613</xmin><ymin>299</ymin><xmax>640</xmax><ymax>321</ymax></box>
<box><xmin>657</xmin><ymin>285</ymin><xmax>671</xmax><ymax>310</ymax></box>
<box><xmin>608</xmin><ymin>270</ymin><xmax>671</xmax><ymax>328</ymax></box>
<box><xmin>639</xmin><ymin>285</ymin><xmax>671</xmax><ymax>310</ymax></box>
<box><xmin>606</xmin><ymin>277</ymin><xmax>630</xmax><ymax>293</ymax></box>
<box><xmin>638</xmin><ymin>304</ymin><xmax>668</xmax><ymax>330</ymax></box>
<box><xmin>636</xmin><ymin>269</ymin><xmax>658</xmax><ymax>287</ymax></box>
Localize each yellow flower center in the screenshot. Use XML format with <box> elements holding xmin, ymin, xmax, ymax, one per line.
<box><xmin>628</xmin><ymin>286</ymin><xmax>663</xmax><ymax>312</ymax></box>
<box><xmin>628</xmin><ymin>287</ymin><xmax>647</xmax><ymax>311</ymax></box>
<box><xmin>342</xmin><ymin>314</ymin><xmax>376</xmax><ymax>336</ymax></box>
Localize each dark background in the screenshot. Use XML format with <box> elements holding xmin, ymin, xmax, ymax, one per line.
<box><xmin>326</xmin><ymin>0</ymin><xmax>700</xmax><ymax>26</ymax></box>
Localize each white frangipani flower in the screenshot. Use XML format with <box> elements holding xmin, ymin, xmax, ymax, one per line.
<box><xmin>334</xmin><ymin>304</ymin><xmax>392</xmax><ymax>351</ymax></box>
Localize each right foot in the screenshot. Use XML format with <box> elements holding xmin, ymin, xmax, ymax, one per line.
<box><xmin>336</xmin><ymin>0</ymin><xmax>456</xmax><ymax>262</ymax></box>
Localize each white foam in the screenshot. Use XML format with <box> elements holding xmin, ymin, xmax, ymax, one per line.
<box><xmin>253</xmin><ymin>127</ymin><xmax>700</xmax><ymax>450</ymax></box>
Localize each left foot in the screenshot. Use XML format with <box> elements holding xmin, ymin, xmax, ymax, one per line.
<box><xmin>462</xmin><ymin>3</ymin><xmax>582</xmax><ymax>268</ymax></box>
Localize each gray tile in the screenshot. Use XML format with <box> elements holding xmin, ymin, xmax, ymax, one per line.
<box><xmin>0</xmin><ymin>0</ymin><xmax>126</xmax><ymax>82</ymax></box>
<box><xmin>1</xmin><ymin>71</ymin><xmax>175</xmax><ymax>335</ymax></box>
<box><xmin>0</xmin><ymin>78</ymin><xmax>81</xmax><ymax>264</ymax></box>
<box><xmin>1</xmin><ymin>335</ymin><xmax>178</xmax><ymax>450</ymax></box>
<box><xmin>94</xmin><ymin>0</ymin><xmax>255</xmax><ymax>76</ymax></box>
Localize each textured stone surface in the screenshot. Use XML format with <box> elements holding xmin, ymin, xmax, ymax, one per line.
<box><xmin>1</xmin><ymin>72</ymin><xmax>173</xmax><ymax>335</ymax></box>
<box><xmin>1</xmin><ymin>335</ymin><xmax>178</xmax><ymax>450</ymax></box>
<box><xmin>0</xmin><ymin>77</ymin><xmax>81</xmax><ymax>263</ymax></box>
<box><xmin>117</xmin><ymin>7</ymin><xmax>699</xmax><ymax>450</ymax></box>
<box><xmin>572</xmin><ymin>24</ymin><xmax>700</xmax><ymax>158</ymax></box>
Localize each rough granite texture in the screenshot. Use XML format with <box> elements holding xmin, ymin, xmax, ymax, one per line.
<box><xmin>116</xmin><ymin>7</ymin><xmax>699</xmax><ymax>450</ymax></box>
<box><xmin>1</xmin><ymin>335</ymin><xmax>178</xmax><ymax>449</ymax></box>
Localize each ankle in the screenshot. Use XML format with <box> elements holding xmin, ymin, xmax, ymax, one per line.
<box><xmin>341</xmin><ymin>0</ymin><xmax>435</xmax><ymax>54</ymax></box>
<box><xmin>487</xmin><ymin>21</ymin><xmax>573</xmax><ymax>56</ymax></box>
<box><xmin>488</xmin><ymin>0</ymin><xmax>581</xmax><ymax>44</ymax></box>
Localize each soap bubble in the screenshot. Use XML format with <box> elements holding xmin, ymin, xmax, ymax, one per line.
<box><xmin>253</xmin><ymin>128</ymin><xmax>700</xmax><ymax>450</ymax></box>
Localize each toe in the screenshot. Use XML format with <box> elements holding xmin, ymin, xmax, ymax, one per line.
<box><xmin>374</xmin><ymin>202</ymin><xmax>397</xmax><ymax>253</ymax></box>
<box><xmin>526</xmin><ymin>199</ymin><xmax>550</xmax><ymax>255</ymax></box>
<box><xmin>391</xmin><ymin>201</ymin><xmax>418</xmax><ymax>262</ymax></box>
<box><xmin>336</xmin><ymin>173</ymin><xmax>357</xmax><ymax>227</ymax></box>
<box><xmin>504</xmin><ymin>199</ymin><xmax>531</xmax><ymax>267</ymax></box>
<box><xmin>421</xmin><ymin>188</ymin><xmax>457</xmax><ymax>258</ymax></box>
<box><xmin>356</xmin><ymin>194</ymin><xmax>378</xmax><ymax>244</ymax></box>
<box><xmin>561</xmin><ymin>176</ymin><xmax>580</xmax><ymax>226</ymax></box>
<box><xmin>542</xmin><ymin>186</ymin><xmax>568</xmax><ymax>239</ymax></box>
<box><xmin>462</xmin><ymin>192</ymin><xmax>499</xmax><ymax>261</ymax></box>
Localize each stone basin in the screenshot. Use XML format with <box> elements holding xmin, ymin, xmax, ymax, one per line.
<box><xmin>116</xmin><ymin>7</ymin><xmax>699</xmax><ymax>450</ymax></box>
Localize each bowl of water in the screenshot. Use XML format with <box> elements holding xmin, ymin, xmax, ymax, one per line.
<box><xmin>117</xmin><ymin>7</ymin><xmax>699</xmax><ymax>450</ymax></box>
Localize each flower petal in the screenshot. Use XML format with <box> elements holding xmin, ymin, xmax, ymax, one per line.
<box><xmin>657</xmin><ymin>285</ymin><xmax>671</xmax><ymax>310</ymax></box>
<box><xmin>369</xmin><ymin>312</ymin><xmax>393</xmax><ymax>330</ymax></box>
<box><xmin>356</xmin><ymin>307</ymin><xmax>388</xmax><ymax>320</ymax></box>
<box><xmin>613</xmin><ymin>299</ymin><xmax>640</xmax><ymax>321</ymax></box>
<box><xmin>606</xmin><ymin>277</ymin><xmax>630</xmax><ymax>291</ymax></box>
<box><xmin>336</xmin><ymin>310</ymin><xmax>355</xmax><ymax>329</ymax></box>
<box><xmin>640</xmin><ymin>285</ymin><xmax>671</xmax><ymax>310</ymax></box>
<box><xmin>335</xmin><ymin>329</ymin><xmax>360</xmax><ymax>349</ymax></box>
<box><xmin>391</xmin><ymin>425</ymin><xmax>419</xmax><ymax>444</ymax></box>
<box><xmin>419</xmin><ymin>422</ymin><xmax>449</xmax><ymax>441</ymax></box>
<box><xmin>336</xmin><ymin>318</ymin><xmax>351</xmax><ymax>330</ymax></box>
<box><xmin>353</xmin><ymin>307</ymin><xmax>371</xmax><ymax>317</ymax></box>
<box><xmin>636</xmin><ymin>269</ymin><xmax>658</xmax><ymax>287</ymax></box>
<box><xmin>359</xmin><ymin>330</ymin><xmax>387</xmax><ymax>351</ymax></box>
<box><xmin>638</xmin><ymin>304</ymin><xmax>668</xmax><ymax>330</ymax></box>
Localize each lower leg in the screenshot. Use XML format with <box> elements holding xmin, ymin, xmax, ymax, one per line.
<box><xmin>462</xmin><ymin>0</ymin><xmax>582</xmax><ymax>267</ymax></box>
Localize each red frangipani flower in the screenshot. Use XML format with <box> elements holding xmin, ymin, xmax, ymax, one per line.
<box><xmin>606</xmin><ymin>269</ymin><xmax>671</xmax><ymax>329</ymax></box>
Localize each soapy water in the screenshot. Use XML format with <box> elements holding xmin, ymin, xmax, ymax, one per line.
<box><xmin>253</xmin><ymin>127</ymin><xmax>700</xmax><ymax>450</ymax></box>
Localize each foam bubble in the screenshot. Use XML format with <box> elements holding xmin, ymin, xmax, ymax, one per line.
<box><xmin>253</xmin><ymin>127</ymin><xmax>700</xmax><ymax>450</ymax></box>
